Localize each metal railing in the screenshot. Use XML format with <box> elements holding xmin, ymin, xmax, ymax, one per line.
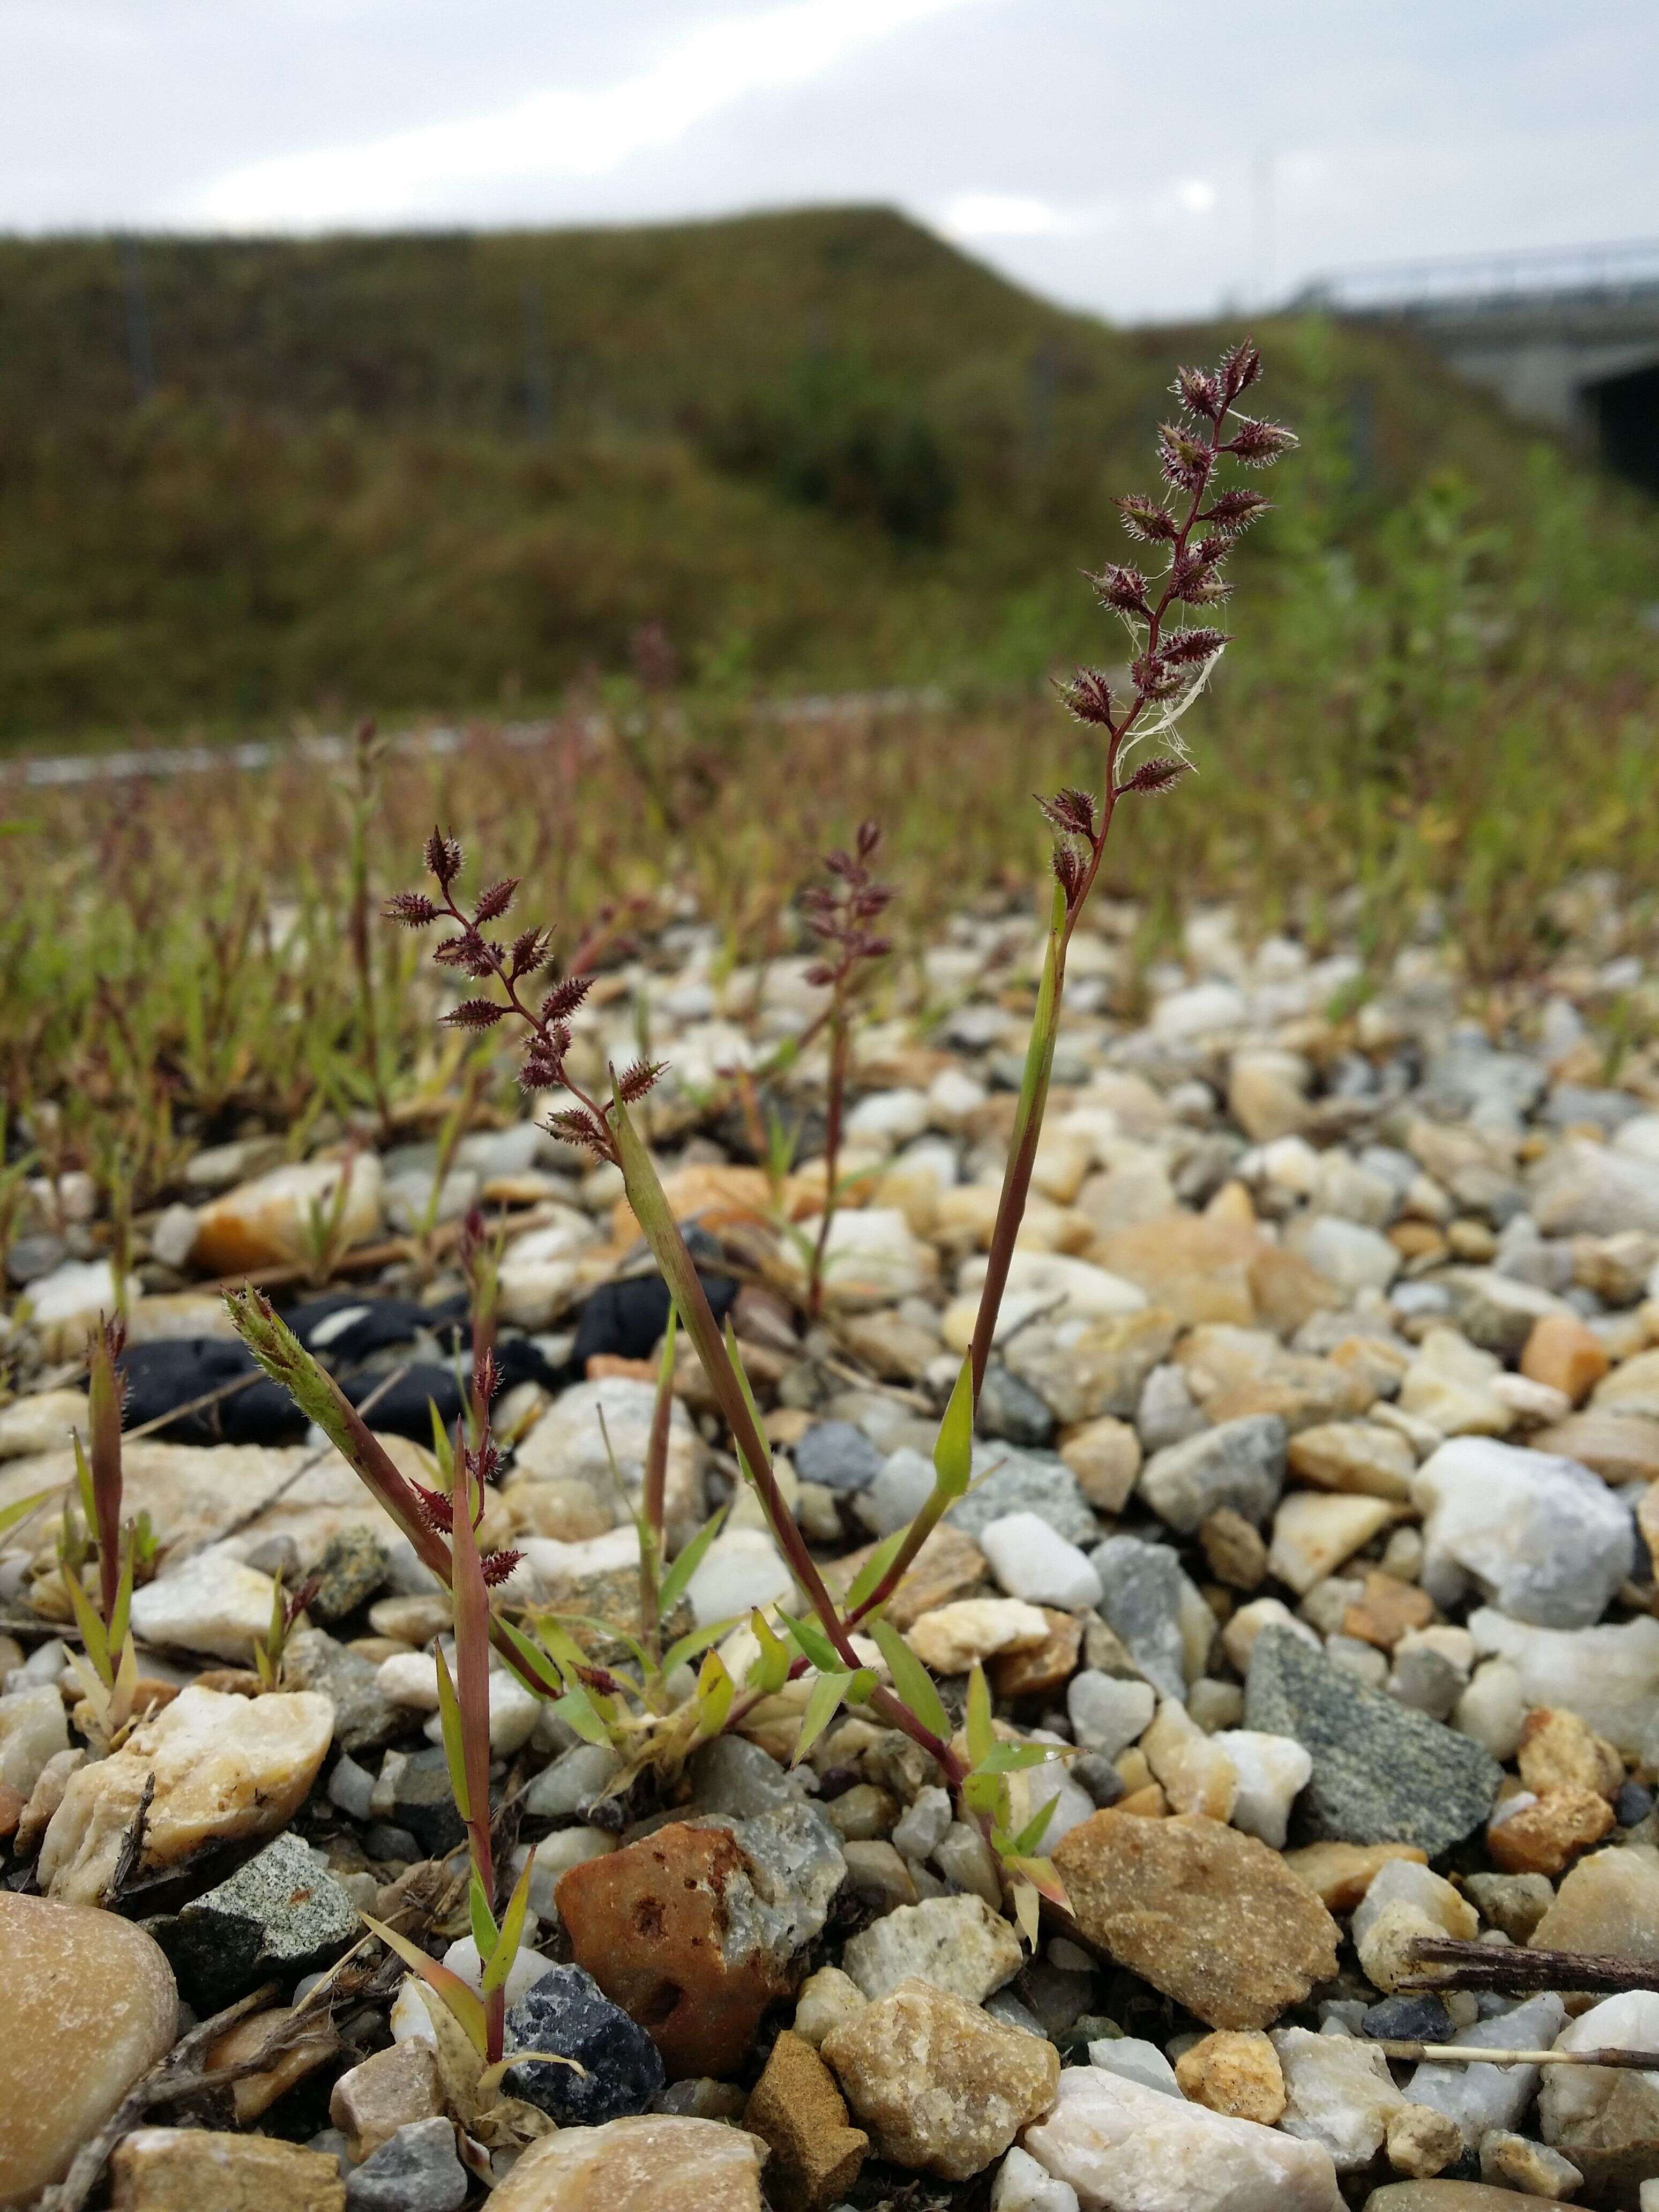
<box><xmin>1296</xmin><ymin>238</ymin><xmax>1659</xmax><ymax>317</ymax></box>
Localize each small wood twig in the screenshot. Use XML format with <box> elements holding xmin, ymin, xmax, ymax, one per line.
<box><xmin>1404</xmin><ymin>1935</ymin><xmax>1659</xmax><ymax>1997</ymax></box>
<box><xmin>108</xmin><ymin>1769</ymin><xmax>156</xmax><ymax>1899</ymax></box>
<box><xmin>1366</xmin><ymin>2037</ymin><xmax>1659</xmax><ymax>2072</ymax></box>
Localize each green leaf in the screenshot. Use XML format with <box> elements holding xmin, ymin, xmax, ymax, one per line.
<box><xmin>791</xmin><ymin>1669</ymin><xmax>849</xmax><ymax>1765</ymax></box>
<box><xmin>481</xmin><ymin>1854</ymin><xmax>534</xmax><ymax>1995</ymax></box>
<box><xmin>551</xmin><ymin>1683</ymin><xmax>616</xmax><ymax>1748</ymax></box>
<box><xmin>694</xmin><ymin>1649</ymin><xmax>735</xmax><ymax>1736</ymax></box>
<box><xmin>659</xmin><ymin>1616</ymin><xmax>743</xmax><ymax>1681</ymax></box>
<box><xmin>545</xmin><ymin>1611</ymin><xmax>653</xmax><ymax>1677</ymax></box>
<box><xmin>843</xmin><ymin>1666</ymin><xmax>878</xmax><ymax>1707</ymax></box>
<box><xmin>427</xmin><ymin>1399</ymin><xmax>455</xmax><ymax>1485</ymax></box>
<box><xmin>773</xmin><ymin>1608</ymin><xmax>842</xmax><ymax>1676</ymax></box>
<box><xmin>843</xmin><ymin>1527</ymin><xmax>907</xmax><ymax>1615</ymax></box>
<box><xmin>492</xmin><ymin>1615</ymin><xmax>564</xmax><ymax>1698</ymax></box>
<box><xmin>931</xmin><ymin>1354</ymin><xmax>975</xmax><ymax>1498</ymax></box>
<box><xmin>744</xmin><ymin>1608</ymin><xmax>792</xmax><ymax>1696</ymax></box>
<box><xmin>975</xmin><ymin>1740</ymin><xmax>1057</xmax><ymax>1775</ymax></box>
<box><xmin>72</xmin><ymin>1432</ymin><xmax>97</xmax><ymax>1530</ymax></box>
<box><xmin>107</xmin><ymin>1538</ymin><xmax>134</xmax><ymax>1662</ymax></box>
<box><xmin>434</xmin><ymin>1644</ymin><xmax>472</xmax><ymax>1822</ymax></box>
<box><xmin>0</xmin><ymin>1487</ymin><xmax>53</xmax><ymax>1544</ymax></box>
<box><xmin>62</xmin><ymin>1566</ymin><xmax>109</xmax><ymax>1687</ymax></box>
<box><xmin>966</xmin><ymin>1661</ymin><xmax>995</xmax><ymax>1767</ymax></box>
<box><xmin>655</xmin><ymin>1499</ymin><xmax>729</xmax><ymax>1618</ymax></box>
<box><xmin>1008</xmin><ymin>1793</ymin><xmax>1060</xmax><ymax>1856</ymax></box>
<box><xmin>360</xmin><ymin>1911</ymin><xmax>488</xmax><ymax>2059</ymax></box>
<box><xmin>723</xmin><ymin>1321</ymin><xmax>767</xmax><ymax>1485</ymax></box>
<box><xmin>870</xmin><ymin>1618</ymin><xmax>951</xmax><ymax>1744</ymax></box>
<box><xmin>961</xmin><ymin>1768</ymin><xmax>1007</xmax><ymax>1822</ymax></box>
<box><xmin>469</xmin><ymin>1868</ymin><xmax>498</xmax><ymax>1961</ymax></box>
<box><xmin>533</xmin><ymin>1614</ymin><xmax>599</xmax><ymax>1685</ymax></box>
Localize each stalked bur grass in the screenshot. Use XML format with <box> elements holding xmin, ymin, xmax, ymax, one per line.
<box><xmin>798</xmin><ymin>823</ymin><xmax>892</xmax><ymax>1320</ymax></box>
<box><xmin>230</xmin><ymin>341</ymin><xmax>1293</xmax><ymax>1942</ymax></box>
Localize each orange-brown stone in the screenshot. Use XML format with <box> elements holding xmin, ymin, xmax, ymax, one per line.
<box><xmin>556</xmin><ymin>1822</ymin><xmax>792</xmax><ymax>2079</ymax></box>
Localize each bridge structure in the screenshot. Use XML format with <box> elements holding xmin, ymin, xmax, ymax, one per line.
<box><xmin>1297</xmin><ymin>239</ymin><xmax>1659</xmax><ymax>492</ymax></box>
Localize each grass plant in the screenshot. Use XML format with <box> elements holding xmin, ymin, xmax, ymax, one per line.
<box><xmin>225</xmin><ymin>339</ymin><xmax>1295</xmax><ymax>1941</ymax></box>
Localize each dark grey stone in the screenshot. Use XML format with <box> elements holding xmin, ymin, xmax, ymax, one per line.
<box><xmin>504</xmin><ymin>1964</ymin><xmax>666</xmax><ymax>2124</ymax></box>
<box><xmin>1245</xmin><ymin>1626</ymin><xmax>1500</xmax><ymax>1856</ymax></box>
<box><xmin>363</xmin><ymin>1822</ymin><xmax>422</xmax><ymax>1862</ymax></box>
<box><xmin>156</xmin><ymin>1831</ymin><xmax>358</xmax><ymax>2009</ymax></box>
<box><xmin>389</xmin><ymin>1746</ymin><xmax>468</xmax><ymax>1856</ymax></box>
<box><xmin>1070</xmin><ymin>1753</ymin><xmax>1127</xmax><ymax>1810</ymax></box>
<box><xmin>794</xmin><ymin>1418</ymin><xmax>883</xmax><ymax>1493</ymax></box>
<box><xmin>1617</xmin><ymin>1781</ymin><xmax>1655</xmax><ymax>1828</ymax></box>
<box><xmin>345</xmin><ymin>2118</ymin><xmax>467</xmax><ymax>2212</ymax></box>
<box><xmin>1362</xmin><ymin>1993</ymin><xmax>1453</xmax><ymax>2042</ymax></box>
<box><xmin>976</xmin><ymin>1364</ymin><xmax>1057</xmax><ymax>1449</ymax></box>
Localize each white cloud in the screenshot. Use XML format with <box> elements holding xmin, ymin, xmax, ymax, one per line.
<box><xmin>180</xmin><ymin>0</ymin><xmax>991</xmax><ymax>228</ymax></box>
<box><xmin>937</xmin><ymin>191</ymin><xmax>1068</xmax><ymax>238</ymax></box>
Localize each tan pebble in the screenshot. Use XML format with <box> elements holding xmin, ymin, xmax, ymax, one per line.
<box><xmin>1198</xmin><ymin>1507</ymin><xmax>1268</xmax><ymax>1591</ymax></box>
<box><xmin>991</xmin><ymin>1608</ymin><xmax>1084</xmax><ymax>1700</ymax></box>
<box><xmin>1052</xmin><ymin>1811</ymin><xmax>1339</xmax><ymax>2031</ymax></box>
<box><xmin>743</xmin><ymin>2029</ymin><xmax>869</xmax><ymax>2212</ymax></box>
<box><xmin>110</xmin><ymin>2127</ymin><xmax>345</xmax><ymax>2211</ymax></box>
<box><xmin>1521</xmin><ymin>1312</ymin><xmax>1611</xmax><ymax>1405</ymax></box>
<box><xmin>1343</xmin><ymin>1568</ymin><xmax>1438</xmax><ymax>1651</ymax></box>
<box><xmin>328</xmin><ymin>2037</ymin><xmax>445</xmax><ymax>2159</ymax></box>
<box><xmin>1488</xmin><ymin>1785</ymin><xmax>1615</xmax><ymax>1875</ymax></box>
<box><xmin>1280</xmin><ymin>1840</ymin><xmax>1428</xmax><ymax>1912</ymax></box>
<box><xmin>821</xmin><ymin>1977</ymin><xmax>1059</xmax><ymax>2182</ymax></box>
<box><xmin>0</xmin><ymin>1893</ymin><xmax>178</xmax><ymax>2204</ymax></box>
<box><xmin>1174</xmin><ymin>2028</ymin><xmax>1286</xmax><ymax>2123</ymax></box>
<box><xmin>1517</xmin><ymin>1707</ymin><xmax>1624</xmax><ymax>1800</ymax></box>
<box><xmin>206</xmin><ymin>2006</ymin><xmax>337</xmax><ymax>2124</ymax></box>
<box><xmin>1386</xmin><ymin>2103</ymin><xmax>1464</xmax><ymax>2178</ymax></box>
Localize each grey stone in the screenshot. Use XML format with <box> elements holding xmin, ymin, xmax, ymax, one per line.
<box><xmin>696</xmin><ymin>1799</ymin><xmax>848</xmax><ymax>1960</ymax></box>
<box><xmin>1136</xmin><ymin>1362</ymin><xmax>1207</xmax><ymax>1452</ymax></box>
<box><xmin>978</xmin><ymin>1363</ymin><xmax>1058</xmax><ymax>1448</ymax></box>
<box><xmin>1421</xmin><ymin>1041</ymin><xmax>1546</xmax><ymax>1130</ymax></box>
<box><xmin>1089</xmin><ymin>1536</ymin><xmax>1191</xmax><ymax>1702</ymax></box>
<box><xmin>689</xmin><ymin>1734</ymin><xmax>799</xmax><ymax>1819</ymax></box>
<box><xmin>794</xmin><ymin>1418</ymin><xmax>883</xmax><ymax>1493</ymax></box>
<box><xmin>947</xmin><ymin>1445</ymin><xmax>1098</xmax><ymax>1547</ymax></box>
<box><xmin>522</xmin><ymin>1740</ymin><xmax>622</xmax><ymax>1820</ymax></box>
<box><xmin>6</xmin><ymin>1232</ymin><xmax>66</xmax><ymax>1287</ymax></box>
<box><xmin>1245</xmin><ymin>1625</ymin><xmax>1500</xmax><ymax>1856</ymax></box>
<box><xmin>157</xmin><ymin>1830</ymin><xmax>358</xmax><ymax>2009</ymax></box>
<box><xmin>306</xmin><ymin>1527</ymin><xmax>391</xmax><ymax>1624</ymax></box>
<box><xmin>345</xmin><ymin>2117</ymin><xmax>467</xmax><ymax>2212</ymax></box>
<box><xmin>281</xmin><ymin>1627</ymin><xmax>405</xmax><ymax>1756</ymax></box>
<box><xmin>855</xmin><ymin>1447</ymin><xmax>936</xmax><ymax>1536</ymax></box>
<box><xmin>1414</xmin><ymin>1436</ymin><xmax>1635</xmax><ymax>1630</ymax></box>
<box><xmin>1438</xmin><ymin>1268</ymin><xmax>1575</xmax><ymax>1359</ymax></box>
<box><xmin>1138</xmin><ymin>1415</ymin><xmax>1287</xmax><ymax>1534</ymax></box>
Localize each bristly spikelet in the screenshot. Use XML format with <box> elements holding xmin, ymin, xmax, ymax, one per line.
<box><xmin>1049</xmin><ymin>333</ymin><xmax>1294</xmax><ymax>856</ymax></box>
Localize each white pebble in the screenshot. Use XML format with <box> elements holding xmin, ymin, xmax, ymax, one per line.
<box><xmin>980</xmin><ymin>1513</ymin><xmax>1104</xmax><ymax>1609</ymax></box>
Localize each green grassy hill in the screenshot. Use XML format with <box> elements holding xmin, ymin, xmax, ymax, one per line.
<box><xmin>0</xmin><ymin>207</ymin><xmax>1649</xmax><ymax>741</ymax></box>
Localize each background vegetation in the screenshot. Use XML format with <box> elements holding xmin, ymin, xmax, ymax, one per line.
<box><xmin>2</xmin><ymin>206</ymin><xmax>1653</xmax><ymax>736</ymax></box>
<box><xmin>1</xmin><ymin>207</ymin><xmax>1657</xmax><ymax>1212</ymax></box>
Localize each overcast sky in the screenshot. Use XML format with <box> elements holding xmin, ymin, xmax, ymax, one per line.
<box><xmin>2</xmin><ymin>1</ymin><xmax>1653</xmax><ymax>322</ymax></box>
